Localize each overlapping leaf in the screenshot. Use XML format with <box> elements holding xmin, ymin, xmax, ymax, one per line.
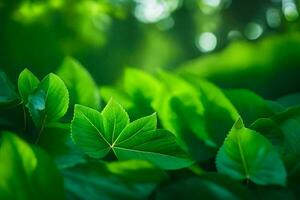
<box><xmin>71</xmin><ymin>99</ymin><xmax>192</xmax><ymax>169</ymax></box>
<box><xmin>251</xmin><ymin>103</ymin><xmax>300</xmax><ymax>155</ymax></box>
<box><xmin>18</xmin><ymin>68</ymin><xmax>40</xmax><ymax>104</ymax></box>
<box><xmin>216</xmin><ymin>117</ymin><xmax>287</xmax><ymax>186</ymax></box>
<box><xmin>0</xmin><ymin>132</ymin><xmax>65</xmax><ymax>200</ymax></box>
<box><xmin>63</xmin><ymin>161</ymin><xmax>163</xmax><ymax>200</ymax></box>
<box><xmin>224</xmin><ymin>89</ymin><xmax>274</xmax><ymax>126</ymax></box>
<box><xmin>26</xmin><ymin>73</ymin><xmax>69</xmax><ymax>127</ymax></box>
<box><xmin>58</xmin><ymin>57</ymin><xmax>100</xmax><ymax>109</ymax></box>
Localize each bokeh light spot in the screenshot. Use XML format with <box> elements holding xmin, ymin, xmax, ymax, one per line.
<box><xmin>244</xmin><ymin>22</ymin><xmax>263</xmax><ymax>40</ymax></box>
<box><xmin>282</xmin><ymin>0</ymin><xmax>299</xmax><ymax>21</ymax></box>
<box><xmin>266</xmin><ymin>8</ymin><xmax>281</xmax><ymax>28</ymax></box>
<box><xmin>134</xmin><ymin>0</ymin><xmax>180</xmax><ymax>23</ymax></box>
<box><xmin>203</xmin><ymin>0</ymin><xmax>221</xmax><ymax>7</ymax></box>
<box><xmin>197</xmin><ymin>32</ymin><xmax>217</xmax><ymax>53</ymax></box>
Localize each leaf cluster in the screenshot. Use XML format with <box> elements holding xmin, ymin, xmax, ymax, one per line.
<box><xmin>0</xmin><ymin>58</ymin><xmax>300</xmax><ymax>199</ymax></box>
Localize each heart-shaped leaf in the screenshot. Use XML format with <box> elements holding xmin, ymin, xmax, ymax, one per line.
<box><xmin>71</xmin><ymin>99</ymin><xmax>192</xmax><ymax>170</ymax></box>
<box><xmin>18</xmin><ymin>68</ymin><xmax>39</xmax><ymax>104</ymax></box>
<box><xmin>26</xmin><ymin>73</ymin><xmax>69</xmax><ymax>127</ymax></box>
<box><xmin>216</xmin><ymin>117</ymin><xmax>287</xmax><ymax>186</ymax></box>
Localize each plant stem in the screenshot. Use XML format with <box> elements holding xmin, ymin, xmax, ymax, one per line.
<box><xmin>22</xmin><ymin>105</ymin><xmax>27</xmax><ymax>132</ymax></box>
<box><xmin>35</xmin><ymin>116</ymin><xmax>46</xmax><ymax>144</ymax></box>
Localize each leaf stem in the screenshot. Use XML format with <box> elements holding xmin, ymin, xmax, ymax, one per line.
<box><xmin>35</xmin><ymin>115</ymin><xmax>46</xmax><ymax>144</ymax></box>
<box><xmin>22</xmin><ymin>104</ymin><xmax>27</xmax><ymax>132</ymax></box>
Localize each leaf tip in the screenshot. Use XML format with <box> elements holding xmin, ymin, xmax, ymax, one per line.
<box><xmin>234</xmin><ymin>117</ymin><xmax>244</xmax><ymax>129</ymax></box>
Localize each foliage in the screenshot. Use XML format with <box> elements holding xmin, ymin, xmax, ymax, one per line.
<box><xmin>1</xmin><ymin>0</ymin><xmax>300</xmax><ymax>198</ymax></box>
<box><xmin>1</xmin><ymin>59</ymin><xmax>300</xmax><ymax>199</ymax></box>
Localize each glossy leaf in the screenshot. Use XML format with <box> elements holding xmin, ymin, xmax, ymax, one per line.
<box><xmin>71</xmin><ymin>104</ymin><xmax>111</xmax><ymax>158</ymax></box>
<box><xmin>216</xmin><ymin>118</ymin><xmax>287</xmax><ymax>186</ymax></box>
<box><xmin>26</xmin><ymin>73</ymin><xmax>69</xmax><ymax>127</ymax></box>
<box><xmin>102</xmin><ymin>99</ymin><xmax>130</xmax><ymax>143</ymax></box>
<box><xmin>71</xmin><ymin>99</ymin><xmax>192</xmax><ymax>169</ymax></box>
<box><xmin>58</xmin><ymin>57</ymin><xmax>100</xmax><ymax>109</ymax></box>
<box><xmin>184</xmin><ymin>77</ymin><xmax>239</xmax><ymax>146</ymax></box>
<box><xmin>123</xmin><ymin>68</ymin><xmax>160</xmax><ymax>119</ymax></box>
<box><xmin>154</xmin><ymin>72</ymin><xmax>238</xmax><ymax>161</ymax></box>
<box><xmin>18</xmin><ymin>68</ymin><xmax>39</xmax><ymax>103</ymax></box>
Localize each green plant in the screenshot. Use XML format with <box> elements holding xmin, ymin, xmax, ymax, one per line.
<box><xmin>1</xmin><ymin>58</ymin><xmax>300</xmax><ymax>199</ymax></box>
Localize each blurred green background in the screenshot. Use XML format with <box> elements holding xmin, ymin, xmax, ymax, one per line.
<box><xmin>1</xmin><ymin>0</ymin><xmax>300</xmax><ymax>98</ymax></box>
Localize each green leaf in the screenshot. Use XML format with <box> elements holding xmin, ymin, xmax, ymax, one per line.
<box><xmin>168</xmin><ymin>96</ymin><xmax>217</xmax><ymax>161</ymax></box>
<box><xmin>216</xmin><ymin>117</ymin><xmax>287</xmax><ymax>186</ymax></box>
<box><xmin>250</xmin><ymin>118</ymin><xmax>285</xmax><ymax>153</ymax></box>
<box><xmin>63</xmin><ymin>161</ymin><xmax>158</xmax><ymax>200</ymax></box>
<box><xmin>0</xmin><ymin>70</ymin><xmax>19</xmax><ymax>108</ymax></box>
<box><xmin>57</xmin><ymin>57</ymin><xmax>100</xmax><ymax>109</ymax></box>
<box><xmin>154</xmin><ymin>72</ymin><xmax>238</xmax><ymax>162</ymax></box>
<box><xmin>36</xmin><ymin>122</ymin><xmax>85</xmax><ymax>169</ymax></box>
<box><xmin>224</xmin><ymin>89</ymin><xmax>273</xmax><ymax>126</ymax></box>
<box><xmin>18</xmin><ymin>68</ymin><xmax>39</xmax><ymax>103</ymax></box>
<box><xmin>184</xmin><ymin>78</ymin><xmax>239</xmax><ymax>146</ymax></box>
<box><xmin>284</xmin><ymin>154</ymin><xmax>300</xmax><ymax>198</ymax></box>
<box><xmin>0</xmin><ymin>132</ymin><xmax>65</xmax><ymax>200</ymax></box>
<box><xmin>100</xmin><ymin>86</ymin><xmax>133</xmax><ymax>109</ymax></box>
<box><xmin>156</xmin><ymin>173</ymin><xmax>253</xmax><ymax>200</ymax></box>
<box><xmin>26</xmin><ymin>73</ymin><xmax>69</xmax><ymax>127</ymax></box>
<box><xmin>71</xmin><ymin>104</ymin><xmax>110</xmax><ymax>158</ymax></box>
<box><xmin>106</xmin><ymin>160</ymin><xmax>168</xmax><ymax>182</ymax></box>
<box><xmin>123</xmin><ymin>68</ymin><xmax>160</xmax><ymax>119</ymax></box>
<box><xmin>266</xmin><ymin>100</ymin><xmax>286</xmax><ymax>113</ymax></box>
<box><xmin>113</xmin><ymin>112</ymin><xmax>156</xmax><ymax>145</ymax></box>
<box><xmin>251</xmin><ymin>105</ymin><xmax>300</xmax><ymax>155</ymax></box>
<box><xmin>71</xmin><ymin>100</ymin><xmax>192</xmax><ymax>170</ymax></box>
<box><xmin>102</xmin><ymin>98</ymin><xmax>130</xmax><ymax>143</ymax></box>
<box><xmin>124</xmin><ymin>68</ymin><xmax>161</xmax><ymax>102</ymax></box>
<box><xmin>113</xmin><ymin>129</ymin><xmax>192</xmax><ymax>170</ymax></box>
<box><xmin>153</xmin><ymin>72</ymin><xmax>210</xmax><ymax>156</ymax></box>
<box><xmin>252</xmin><ymin>119</ymin><xmax>300</xmax><ymax>155</ymax></box>
<box><xmin>277</xmin><ymin>93</ymin><xmax>300</xmax><ymax>108</ymax></box>
<box><xmin>153</xmin><ymin>71</ymin><xmax>205</xmax><ymax>139</ymax></box>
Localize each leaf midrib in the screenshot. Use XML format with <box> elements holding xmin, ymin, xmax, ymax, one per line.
<box><xmin>111</xmin><ymin>107</ymin><xmax>117</xmax><ymax>143</ymax></box>
<box><xmin>114</xmin><ymin>125</ymin><xmax>146</xmax><ymax>146</ymax></box>
<box><xmin>236</xmin><ymin>131</ymin><xmax>250</xmax><ymax>179</ymax></box>
<box><xmin>113</xmin><ymin>146</ymin><xmax>183</xmax><ymax>159</ymax></box>
<box><xmin>80</xmin><ymin>110</ymin><xmax>111</xmax><ymax>148</ymax></box>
